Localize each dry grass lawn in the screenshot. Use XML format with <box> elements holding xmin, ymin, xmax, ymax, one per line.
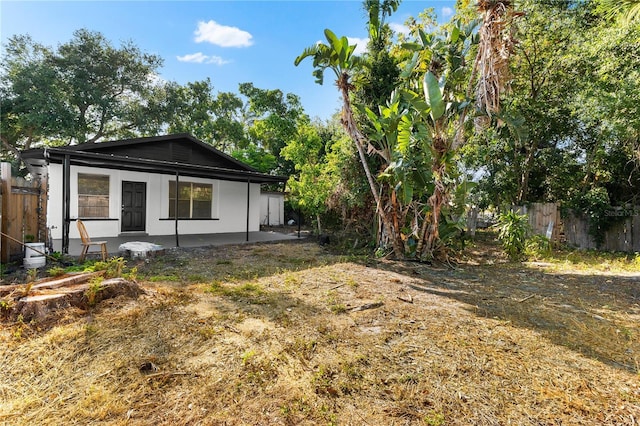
<box><xmin>1</xmin><ymin>234</ymin><xmax>639</xmax><ymax>425</ymax></box>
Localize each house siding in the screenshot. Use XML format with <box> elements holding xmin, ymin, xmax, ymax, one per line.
<box><xmin>47</xmin><ymin>164</ymin><xmax>261</xmax><ymax>239</ymax></box>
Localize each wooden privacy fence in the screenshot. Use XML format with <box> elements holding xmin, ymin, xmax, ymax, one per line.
<box><xmin>1</xmin><ymin>163</ymin><xmax>48</xmax><ymax>263</ymax></box>
<box><xmin>516</xmin><ymin>202</ymin><xmax>640</xmax><ymax>253</ymax></box>
<box><xmin>515</xmin><ymin>203</ymin><xmax>562</xmax><ymax>241</ymax></box>
<box><xmin>564</xmin><ymin>208</ymin><xmax>640</xmax><ymax>252</ymax></box>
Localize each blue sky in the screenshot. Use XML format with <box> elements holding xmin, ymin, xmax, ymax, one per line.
<box><xmin>1</xmin><ymin>0</ymin><xmax>457</xmax><ymax>120</ymax></box>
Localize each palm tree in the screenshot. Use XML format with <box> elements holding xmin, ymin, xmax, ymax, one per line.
<box><xmin>295</xmin><ymin>2</ymin><xmax>521</xmax><ymax>260</ymax></box>
<box><xmin>598</xmin><ymin>0</ymin><xmax>640</xmax><ymax>24</ymax></box>
<box><xmin>294</xmin><ymin>29</ymin><xmax>404</xmax><ymax>256</ymax></box>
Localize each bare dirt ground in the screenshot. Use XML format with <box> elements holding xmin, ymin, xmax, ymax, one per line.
<box><xmin>1</xmin><ymin>233</ymin><xmax>639</xmax><ymax>425</ymax></box>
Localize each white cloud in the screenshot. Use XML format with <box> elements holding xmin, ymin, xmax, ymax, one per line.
<box><xmin>441</xmin><ymin>7</ymin><xmax>454</xmax><ymax>18</ymax></box>
<box><xmin>347</xmin><ymin>37</ymin><xmax>369</xmax><ymax>55</ymax></box>
<box><xmin>389</xmin><ymin>22</ymin><xmax>410</xmax><ymax>37</ymax></box>
<box><xmin>194</xmin><ymin>20</ymin><xmax>253</xmax><ymax>48</ymax></box>
<box><xmin>177</xmin><ymin>52</ymin><xmax>230</xmax><ymax>65</ymax></box>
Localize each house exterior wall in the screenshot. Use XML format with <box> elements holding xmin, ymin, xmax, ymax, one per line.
<box><xmin>47</xmin><ymin>164</ymin><xmax>261</xmax><ymax>239</ymax></box>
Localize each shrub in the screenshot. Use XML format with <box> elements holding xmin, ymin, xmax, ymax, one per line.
<box><xmin>496</xmin><ymin>211</ymin><xmax>530</xmax><ymax>260</ymax></box>
<box><xmin>525</xmin><ymin>234</ymin><xmax>552</xmax><ymax>259</ymax></box>
<box><xmin>47</xmin><ymin>266</ymin><xmax>66</xmax><ymax>277</ymax></box>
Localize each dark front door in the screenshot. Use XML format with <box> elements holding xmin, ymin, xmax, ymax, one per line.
<box><xmin>121</xmin><ymin>181</ymin><xmax>146</xmax><ymax>232</ymax></box>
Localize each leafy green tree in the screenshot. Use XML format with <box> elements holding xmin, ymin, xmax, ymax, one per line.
<box><xmin>1</xmin><ymin>29</ymin><xmax>163</xmax><ymax>149</ymax></box>
<box><xmin>282</xmin><ymin>116</ymin><xmax>362</xmax><ymax>235</ymax></box>
<box><xmin>231</xmin><ymin>144</ymin><xmax>276</xmax><ymax>173</ymax></box>
<box><xmin>459</xmin><ymin>1</ymin><xmax>639</xmax><ymax>250</ymax></box>
<box><xmin>355</xmin><ymin>0</ymin><xmax>401</xmax><ymax>111</ymax></box>
<box><xmin>282</xmin><ymin>121</ymin><xmax>333</xmax><ymax>234</ymax></box>
<box><xmin>369</xmin><ymin>20</ymin><xmax>480</xmax><ymax>259</ymax></box>
<box><xmin>0</xmin><ymin>35</ymin><xmax>70</xmax><ymax>166</ymax></box>
<box><xmin>163</xmin><ymin>79</ymin><xmax>246</xmax><ymax>151</ymax></box>
<box><xmin>238</xmin><ymin>82</ymin><xmax>304</xmax><ymax>176</ymax></box>
<box><xmin>295</xmin><ymin>29</ymin><xmax>404</xmax><ymax>255</ymax></box>
<box><xmin>597</xmin><ymin>0</ymin><xmax>640</xmax><ymax>24</ymax></box>
<box><xmin>51</xmin><ymin>29</ymin><xmax>163</xmax><ymax>143</ymax></box>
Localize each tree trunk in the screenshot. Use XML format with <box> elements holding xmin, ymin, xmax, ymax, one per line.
<box><xmin>416</xmin><ymin>130</ymin><xmax>449</xmax><ymax>261</ymax></box>
<box><xmin>516</xmin><ymin>140</ymin><xmax>538</xmax><ymax>204</ymax></box>
<box><xmin>316</xmin><ymin>214</ymin><xmax>323</xmax><ymax>236</ymax></box>
<box><xmin>1</xmin><ymin>136</ymin><xmax>39</xmax><ymax>177</ymax></box>
<box><xmin>337</xmin><ymin>75</ymin><xmax>404</xmax><ymax>258</ymax></box>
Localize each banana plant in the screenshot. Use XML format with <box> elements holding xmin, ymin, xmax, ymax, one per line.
<box><xmin>295</xmin><ymin>29</ymin><xmax>405</xmax><ymax>257</ymax></box>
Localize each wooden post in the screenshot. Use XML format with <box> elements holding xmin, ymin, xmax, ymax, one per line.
<box><xmin>1</xmin><ymin>163</ymin><xmax>11</xmax><ymax>263</ymax></box>
<box><xmin>467</xmin><ymin>206</ymin><xmax>478</xmax><ymax>237</ymax></box>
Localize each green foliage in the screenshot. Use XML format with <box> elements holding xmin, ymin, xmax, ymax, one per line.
<box><xmin>423</xmin><ymin>71</ymin><xmax>444</xmax><ymax>121</ymax></box>
<box><xmin>122</xmin><ymin>266</ymin><xmax>138</xmax><ymax>282</ymax></box>
<box><xmin>565</xmin><ymin>186</ymin><xmax>620</xmax><ymax>248</ymax></box>
<box><xmin>231</xmin><ymin>144</ymin><xmax>276</xmax><ymax>173</ymax></box>
<box><xmin>325</xmin><ymin>290</ymin><xmax>347</xmax><ymax>314</ymax></box>
<box><xmin>464</xmin><ymin>1</ymin><xmax>640</xmax><ymax>210</ymax></box>
<box><xmin>294</xmin><ymin>28</ymin><xmax>366</xmax><ymax>85</ymax></box>
<box><xmin>496</xmin><ymin>211</ymin><xmax>531</xmax><ymax>260</ymax></box>
<box><xmin>148</xmin><ymin>274</ymin><xmax>180</xmax><ymax>282</ymax></box>
<box><xmin>207</xmin><ymin>281</ymin><xmax>267</xmax><ymax>303</ymax></box>
<box><xmin>525</xmin><ymin>234</ymin><xmax>553</xmax><ymax>259</ymax></box>
<box><xmin>47</xmin><ymin>266</ymin><xmax>66</xmax><ymax>277</ymax></box>
<box><xmin>239</xmin><ymin>82</ymin><xmax>303</xmax><ymax>175</ymax></box>
<box><xmin>424</xmin><ymin>410</ymin><xmax>445</xmax><ymax>426</ymax></box>
<box><xmin>282</xmin><ymin>117</ymin><xmax>356</xmax><ymax>233</ymax></box>
<box><xmin>163</xmin><ymin>79</ymin><xmax>246</xmax><ymax>152</ymax></box>
<box><xmin>1</xmin><ymin>29</ymin><xmax>164</xmax><ymax>149</ymax></box>
<box><xmin>85</xmin><ymin>276</ymin><xmax>104</xmax><ymax>307</ymax></box>
<box><xmin>88</xmin><ymin>257</ymin><xmax>127</xmax><ymax>279</ymax></box>
<box><xmin>49</xmin><ymin>252</ymin><xmax>64</xmax><ymax>261</ymax></box>
<box><xmin>597</xmin><ymin>0</ymin><xmax>640</xmax><ymax>25</ymax></box>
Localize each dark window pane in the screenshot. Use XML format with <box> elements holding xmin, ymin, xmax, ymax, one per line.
<box><xmin>192</xmin><ymin>184</ymin><xmax>212</xmax><ymax>201</ymax></box>
<box><xmin>192</xmin><ymin>201</ymin><xmax>211</xmax><ymax>218</ymax></box>
<box><xmin>178</xmin><ymin>182</ymin><xmax>191</xmax><ymax>200</ymax></box>
<box><xmin>168</xmin><ymin>181</ymin><xmax>213</xmax><ymax>218</ymax></box>
<box><xmin>178</xmin><ymin>200</ymin><xmax>190</xmax><ymax>218</ymax></box>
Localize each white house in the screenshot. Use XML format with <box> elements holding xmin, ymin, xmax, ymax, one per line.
<box><xmin>22</xmin><ymin>134</ymin><xmax>287</xmax><ymax>254</ymax></box>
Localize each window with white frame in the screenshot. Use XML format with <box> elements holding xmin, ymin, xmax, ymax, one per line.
<box><xmin>78</xmin><ymin>173</ymin><xmax>110</xmax><ymax>218</ymax></box>
<box><xmin>168</xmin><ymin>181</ymin><xmax>213</xmax><ymax>219</ymax></box>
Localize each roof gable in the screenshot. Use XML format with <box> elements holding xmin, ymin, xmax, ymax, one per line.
<box><xmin>65</xmin><ymin>134</ymin><xmax>255</xmax><ymax>172</ymax></box>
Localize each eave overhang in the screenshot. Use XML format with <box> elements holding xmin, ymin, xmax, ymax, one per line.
<box><xmin>21</xmin><ymin>147</ymin><xmax>287</xmax><ymax>184</ymax></box>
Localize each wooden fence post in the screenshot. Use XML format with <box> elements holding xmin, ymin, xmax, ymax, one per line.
<box><xmin>1</xmin><ymin>163</ymin><xmax>12</xmax><ymax>263</ymax></box>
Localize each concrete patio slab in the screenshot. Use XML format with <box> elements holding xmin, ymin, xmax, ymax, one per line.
<box><xmin>52</xmin><ymin>231</ymin><xmax>304</xmax><ymax>259</ymax></box>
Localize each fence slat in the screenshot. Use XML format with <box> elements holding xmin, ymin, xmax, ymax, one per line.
<box><xmin>1</xmin><ymin>163</ymin><xmax>45</xmax><ymax>263</ymax></box>
<box><xmin>544</xmin><ymin>205</ymin><xmax>639</xmax><ymax>253</ymax></box>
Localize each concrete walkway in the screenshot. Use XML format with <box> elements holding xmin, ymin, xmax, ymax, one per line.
<box><xmin>52</xmin><ymin>231</ymin><xmax>305</xmax><ymax>258</ymax></box>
